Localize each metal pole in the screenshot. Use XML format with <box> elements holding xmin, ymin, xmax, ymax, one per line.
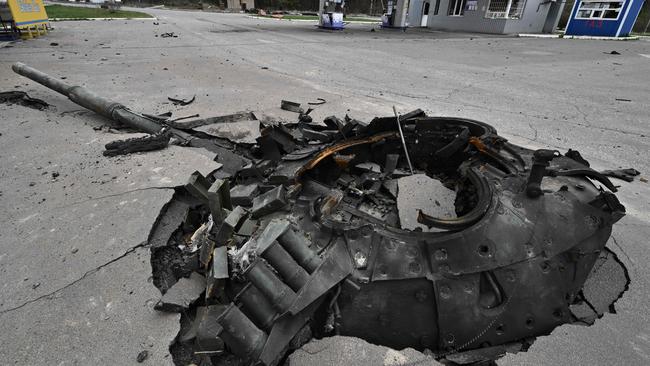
<box><xmin>12</xmin><ymin>62</ymin><xmax>192</xmax><ymax>143</ymax></box>
<box><xmin>392</xmin><ymin>106</ymin><xmax>414</xmax><ymax>174</ymax></box>
<box><xmin>504</xmin><ymin>0</ymin><xmax>513</xmax><ymax>18</ymax></box>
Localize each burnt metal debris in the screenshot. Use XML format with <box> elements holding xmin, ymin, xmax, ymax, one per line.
<box><xmin>0</xmin><ymin>90</ymin><xmax>49</xmax><ymax>110</ymax></box>
<box><xmin>12</xmin><ymin>63</ymin><xmax>634</xmax><ymax>366</ymax></box>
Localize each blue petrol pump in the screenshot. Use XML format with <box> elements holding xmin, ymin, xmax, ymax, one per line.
<box><xmin>319</xmin><ymin>0</ymin><xmax>345</xmax><ymax>29</ymax></box>
<box><xmin>565</xmin><ymin>0</ymin><xmax>645</xmax><ymax>37</ymax></box>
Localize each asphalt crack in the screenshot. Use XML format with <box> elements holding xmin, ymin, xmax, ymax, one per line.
<box><xmin>53</xmin><ymin>186</ymin><xmax>175</xmax><ymax>210</ymax></box>
<box><xmin>610</xmin><ymin>234</ymin><xmax>633</xmax><ymax>264</ymax></box>
<box><xmin>0</xmin><ymin>240</ymin><xmax>147</xmax><ymax>315</ymax></box>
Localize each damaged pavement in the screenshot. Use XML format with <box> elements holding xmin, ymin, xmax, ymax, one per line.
<box><xmin>2</xmin><ymin>11</ymin><xmax>650</xmax><ymax>366</ymax></box>
<box><xmin>3</xmin><ymin>61</ymin><xmax>640</xmax><ymax>366</ymax></box>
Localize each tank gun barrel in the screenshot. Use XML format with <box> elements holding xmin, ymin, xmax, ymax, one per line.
<box><xmin>12</xmin><ymin>62</ymin><xmax>191</xmax><ymax>143</ymax></box>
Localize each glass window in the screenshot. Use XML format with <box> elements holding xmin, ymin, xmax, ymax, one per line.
<box><xmin>485</xmin><ymin>0</ymin><xmax>527</xmax><ymax>19</ymax></box>
<box><xmin>575</xmin><ymin>1</ymin><xmax>623</xmax><ymax>20</ymax></box>
<box><xmin>448</xmin><ymin>0</ymin><xmax>467</xmax><ymax>16</ymax></box>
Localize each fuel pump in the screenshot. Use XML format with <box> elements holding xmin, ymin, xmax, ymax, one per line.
<box><xmin>319</xmin><ymin>0</ymin><xmax>345</xmax><ymax>30</ymax></box>
<box><xmin>381</xmin><ymin>0</ymin><xmax>410</xmax><ymax>29</ymax></box>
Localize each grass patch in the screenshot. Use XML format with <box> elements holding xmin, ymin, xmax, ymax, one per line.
<box><xmin>259</xmin><ymin>14</ymin><xmax>379</xmax><ymax>22</ymax></box>
<box><xmin>45</xmin><ymin>5</ymin><xmax>152</xmax><ymax>19</ymax></box>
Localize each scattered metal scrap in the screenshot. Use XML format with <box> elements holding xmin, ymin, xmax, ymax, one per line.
<box><xmin>103</xmin><ymin>130</ymin><xmax>171</xmax><ymax>157</ymax></box>
<box><xmin>601</xmin><ymin>168</ymin><xmax>640</xmax><ymax>182</ymax></box>
<box><xmin>168</xmin><ymin>95</ymin><xmax>196</xmax><ymax>106</ymax></box>
<box><xmin>280</xmin><ymin>100</ymin><xmax>304</xmax><ymax>114</ymax></box>
<box><xmin>307</xmin><ymin>98</ymin><xmax>326</xmax><ymax>106</ymax></box>
<box><xmin>12</xmin><ymin>62</ymin><xmax>634</xmax><ymax>366</ymax></box>
<box><xmin>0</xmin><ymin>90</ymin><xmax>49</xmax><ymax>110</ymax></box>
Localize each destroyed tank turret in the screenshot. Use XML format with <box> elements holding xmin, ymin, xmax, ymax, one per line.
<box><xmin>13</xmin><ymin>63</ymin><xmax>628</xmax><ymax>366</ymax></box>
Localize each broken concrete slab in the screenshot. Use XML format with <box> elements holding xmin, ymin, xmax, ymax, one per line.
<box><xmin>289</xmin><ymin>336</ymin><xmax>442</xmax><ymax>366</ymax></box>
<box><xmin>194</xmin><ymin>120</ymin><xmax>261</xmax><ymax>144</ymax></box>
<box><xmin>155</xmin><ymin>272</ymin><xmax>206</xmax><ymax>312</ymax></box>
<box><xmin>150</xmin><ymin>198</ymin><xmax>191</xmax><ymax>248</ymax></box>
<box><xmin>396</xmin><ymin>174</ymin><xmax>456</xmax><ymax>231</ymax></box>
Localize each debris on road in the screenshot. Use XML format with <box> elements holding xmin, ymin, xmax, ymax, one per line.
<box><xmin>155</xmin><ymin>272</ymin><xmax>206</xmax><ymax>312</ymax></box>
<box><xmin>280</xmin><ymin>99</ymin><xmax>304</xmax><ymax>114</ymax></box>
<box><xmin>103</xmin><ymin>131</ymin><xmax>171</xmax><ymax>156</ymax></box>
<box><xmin>136</xmin><ymin>350</ymin><xmax>149</xmax><ymax>363</ymax></box>
<box><xmin>0</xmin><ymin>91</ymin><xmax>49</xmax><ymax>110</ymax></box>
<box><xmin>307</xmin><ymin>98</ymin><xmax>326</xmax><ymax>106</ymax></box>
<box><xmin>159</xmin><ymin>32</ymin><xmax>178</xmax><ymax>38</ymax></box>
<box><xmin>145</xmin><ymin>107</ymin><xmax>630</xmax><ymax>366</ymax></box>
<box><xmin>169</xmin><ymin>113</ymin><xmax>200</xmax><ymax>122</ymax></box>
<box><xmin>601</xmin><ymin>168</ymin><xmax>640</xmax><ymax>182</ymax></box>
<box><xmin>11</xmin><ymin>62</ymin><xmax>633</xmax><ymax>366</ymax></box>
<box><xmin>168</xmin><ymin>95</ymin><xmax>196</xmax><ymax>106</ymax></box>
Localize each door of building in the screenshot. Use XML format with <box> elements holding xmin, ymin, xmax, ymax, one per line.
<box><xmin>421</xmin><ymin>2</ymin><xmax>430</xmax><ymax>27</ymax></box>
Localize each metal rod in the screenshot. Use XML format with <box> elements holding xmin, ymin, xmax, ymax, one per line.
<box><xmin>12</xmin><ymin>62</ymin><xmax>192</xmax><ymax>144</ymax></box>
<box><xmin>393</xmin><ymin>105</ymin><xmax>414</xmax><ymax>174</ymax></box>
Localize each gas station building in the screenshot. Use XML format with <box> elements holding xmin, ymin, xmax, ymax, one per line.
<box><xmin>401</xmin><ymin>0</ymin><xmax>566</xmax><ymax>33</ymax></box>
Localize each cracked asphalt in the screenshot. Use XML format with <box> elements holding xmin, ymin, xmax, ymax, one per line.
<box><xmin>1</xmin><ymin>7</ymin><xmax>649</xmax><ymax>365</ymax></box>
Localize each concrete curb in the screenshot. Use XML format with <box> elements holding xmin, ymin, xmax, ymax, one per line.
<box><xmin>518</xmin><ymin>33</ymin><xmax>639</xmax><ymax>41</ymax></box>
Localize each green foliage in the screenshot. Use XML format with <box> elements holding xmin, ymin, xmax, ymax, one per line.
<box><xmin>45</xmin><ymin>5</ymin><xmax>153</xmax><ymax>19</ymax></box>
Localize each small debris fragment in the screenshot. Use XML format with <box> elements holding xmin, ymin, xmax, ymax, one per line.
<box><xmin>103</xmin><ymin>132</ymin><xmax>170</xmax><ymax>157</ymax></box>
<box><xmin>196</xmin><ymin>306</ymin><xmax>226</xmax><ymax>353</ymax></box>
<box><xmin>280</xmin><ymin>100</ymin><xmax>304</xmax><ymax>114</ymax></box>
<box><xmin>307</xmin><ymin>98</ymin><xmax>326</xmax><ymax>106</ymax></box>
<box><xmin>0</xmin><ymin>91</ymin><xmax>49</xmax><ymax>110</ymax></box>
<box><xmin>154</xmin><ymin>272</ymin><xmax>206</xmax><ymax>312</ymax></box>
<box><xmin>168</xmin><ymin>95</ymin><xmax>195</xmax><ymax>106</ymax></box>
<box><xmin>136</xmin><ymin>350</ymin><xmax>149</xmax><ymax>363</ymax></box>
<box><xmin>230</xmin><ymin>184</ymin><xmax>260</xmax><ymax>207</ymax></box>
<box><xmin>251</xmin><ymin>185</ymin><xmax>287</xmax><ymax>218</ymax></box>
<box><xmin>608</xmin><ymin>50</ymin><xmax>621</xmax><ymax>55</ymax></box>
<box><xmin>49</xmin><ymin>42</ymin><xmax>59</xmax><ymax>46</ymax></box>
<box><xmin>160</xmin><ymin>32</ymin><xmax>178</xmax><ymax>38</ymax></box>
<box><xmin>601</xmin><ymin>168</ymin><xmax>640</xmax><ymax>182</ymax></box>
